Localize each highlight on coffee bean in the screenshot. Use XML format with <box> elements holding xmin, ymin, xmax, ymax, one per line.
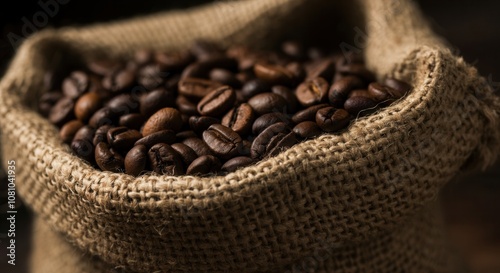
<box><xmin>39</xmin><ymin>40</ymin><xmax>412</xmax><ymax>176</ymax></box>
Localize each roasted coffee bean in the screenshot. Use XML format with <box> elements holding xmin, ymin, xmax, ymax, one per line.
<box><xmin>182</xmin><ymin>137</ymin><xmax>215</xmax><ymax>157</ymax></box>
<box><xmin>210</xmin><ymin>68</ymin><xmax>241</xmax><ymax>88</ymax></box>
<box><xmin>124</xmin><ymin>144</ymin><xmax>148</xmax><ymax>176</ymax></box>
<box><xmin>285</xmin><ymin>62</ymin><xmax>306</xmax><ymax>83</ymax></box>
<box><xmin>198</xmin><ymin>55</ymin><xmax>239</xmax><ymax>71</ymax></box>
<box><xmin>307</xmin><ymin>59</ymin><xmax>335</xmax><ymax>80</ymax></box>
<box><xmin>75</xmin><ymin>92</ymin><xmax>102</xmax><ymax>122</ymax></box>
<box><xmin>282</xmin><ymin>41</ymin><xmax>305</xmax><ymax>60</ymax></box>
<box><xmin>178</xmin><ymin>78</ymin><xmax>221</xmax><ymax>100</ymax></box>
<box><xmin>272</xmin><ymin>85</ymin><xmax>299</xmax><ymax>113</ymax></box>
<box><xmin>88</xmin><ymin>107</ymin><xmax>119</xmax><ymax>128</ymax></box>
<box><xmin>107</xmin><ymin>93</ymin><xmax>140</xmax><ymax>115</ymax></box>
<box><xmin>291</xmin><ymin>103</ymin><xmax>329</xmax><ymax>124</ymax></box>
<box><xmin>197</xmin><ymin>85</ymin><xmax>236</xmax><ymax>117</ymax></box>
<box><xmin>186</xmin><ymin>155</ymin><xmax>222</xmax><ymax>175</ymax></box>
<box><xmin>328</xmin><ymin>76</ymin><xmax>365</xmax><ymax>108</ymax></box>
<box><xmin>248</xmin><ymin>93</ymin><xmax>288</xmax><ymax>115</ymax></box>
<box><xmin>202</xmin><ymin>124</ymin><xmax>243</xmax><ymax>159</ymax></box>
<box><xmin>107</xmin><ymin>127</ymin><xmax>142</xmax><ymax>153</ymax></box>
<box><xmin>254</xmin><ymin>63</ymin><xmax>295</xmax><ymax>86</ymax></box>
<box><xmin>240</xmin><ymin>140</ymin><xmax>252</xmax><ymax>156</ymax></box>
<box><xmin>296</xmin><ymin>77</ymin><xmax>329</xmax><ymax>107</ymax></box>
<box><xmin>39</xmin><ymin>91</ymin><xmax>63</xmax><ymax>117</ymax></box>
<box><xmin>93</xmin><ymin>125</ymin><xmax>113</xmax><ymax>145</ymax></box>
<box><xmin>62</xmin><ymin>71</ymin><xmax>89</xmax><ymax>99</ymax></box>
<box><xmin>176</xmin><ymin>96</ymin><xmax>199</xmax><ymax>116</ymax></box>
<box><xmin>315</xmin><ymin>107</ymin><xmax>351</xmax><ymax>132</ymax></box>
<box><xmin>221</xmin><ymin>156</ymin><xmax>254</xmax><ymax>172</ymax></box>
<box><xmin>171</xmin><ymin>143</ymin><xmax>198</xmax><ymax>166</ymax></box>
<box><xmin>148</xmin><ymin>143</ymin><xmax>184</xmax><ymax>175</ymax></box>
<box><xmin>74</xmin><ymin>125</ymin><xmax>95</xmax><ymax>143</ymax></box>
<box><xmin>251</xmin><ymin>122</ymin><xmax>295</xmax><ymax>159</ymax></box>
<box><xmin>176</xmin><ymin>131</ymin><xmax>198</xmax><ymax>141</ymax></box>
<box><xmin>383</xmin><ymin>78</ymin><xmax>412</xmax><ymax>98</ymax></box>
<box><xmin>135</xmin><ymin>130</ymin><xmax>176</xmax><ymax>148</ymax></box>
<box><xmin>49</xmin><ymin>97</ymin><xmax>76</xmax><ymax>127</ymax></box>
<box><xmin>336</xmin><ymin>63</ymin><xmax>375</xmax><ymax>82</ymax></box>
<box><xmin>142</xmin><ymin>107</ymin><xmax>183</xmax><ymax>136</ymax></box>
<box><xmin>293</xmin><ymin>121</ymin><xmax>322</xmax><ymax>139</ymax></box>
<box><xmin>119</xmin><ymin>113</ymin><xmax>146</xmax><ymax>131</ymax></box>
<box><xmin>344</xmin><ymin>93</ymin><xmax>378</xmax><ymax>115</ymax></box>
<box><xmin>137</xmin><ymin>64</ymin><xmax>166</xmax><ymax>90</ymax></box>
<box><xmin>102</xmin><ymin>67</ymin><xmax>135</xmax><ymax>92</ymax></box>
<box><xmin>189</xmin><ymin>116</ymin><xmax>220</xmax><ymax>135</ymax></box>
<box><xmin>95</xmin><ymin>142</ymin><xmax>124</xmax><ymax>172</ymax></box>
<box><xmin>241</xmin><ymin>79</ymin><xmax>271</xmax><ymax>99</ymax></box>
<box><xmin>87</xmin><ymin>60</ymin><xmax>122</xmax><ymax>76</ymax></box>
<box><xmin>140</xmin><ymin>88</ymin><xmax>175</xmax><ymax>117</ymax></box>
<box><xmin>155</xmin><ymin>50</ymin><xmax>194</xmax><ymax>72</ymax></box>
<box><xmin>221</xmin><ymin>103</ymin><xmax>255</xmax><ymax>136</ymax></box>
<box><xmin>252</xmin><ymin>112</ymin><xmax>292</xmax><ymax>135</ymax></box>
<box><xmin>180</xmin><ymin>63</ymin><xmax>210</xmax><ymax>79</ymax></box>
<box><xmin>60</xmin><ymin>120</ymin><xmax>84</xmax><ymax>144</ymax></box>
<box><xmin>71</xmin><ymin>139</ymin><xmax>95</xmax><ymax>164</ymax></box>
<box><xmin>367</xmin><ymin>82</ymin><xmax>393</xmax><ymax>102</ymax></box>
<box><xmin>134</xmin><ymin>50</ymin><xmax>154</xmax><ymax>67</ymax></box>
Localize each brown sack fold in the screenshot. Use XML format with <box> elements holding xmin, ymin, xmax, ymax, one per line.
<box><xmin>1</xmin><ymin>0</ymin><xmax>499</xmax><ymax>272</ymax></box>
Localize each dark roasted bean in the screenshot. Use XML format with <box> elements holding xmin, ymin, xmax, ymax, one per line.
<box><xmin>60</xmin><ymin>120</ymin><xmax>84</xmax><ymax>144</ymax></box>
<box><xmin>247</xmin><ymin>93</ymin><xmax>288</xmax><ymax>115</ymax></box>
<box><xmin>182</xmin><ymin>137</ymin><xmax>214</xmax><ymax>157</ymax></box>
<box><xmin>272</xmin><ymin>85</ymin><xmax>299</xmax><ymax>113</ymax></box>
<box><xmin>140</xmin><ymin>88</ymin><xmax>175</xmax><ymax>117</ymax></box>
<box><xmin>171</xmin><ymin>143</ymin><xmax>198</xmax><ymax>167</ymax></box>
<box><xmin>39</xmin><ymin>91</ymin><xmax>63</xmax><ymax>117</ymax></box>
<box><xmin>328</xmin><ymin>76</ymin><xmax>365</xmax><ymax>108</ymax></box>
<box><xmin>49</xmin><ymin>97</ymin><xmax>76</xmax><ymax>127</ymax></box>
<box><xmin>107</xmin><ymin>127</ymin><xmax>142</xmax><ymax>153</ymax></box>
<box><xmin>88</xmin><ymin>107</ymin><xmax>119</xmax><ymax>128</ymax></box>
<box><xmin>95</xmin><ymin>142</ymin><xmax>124</xmax><ymax>172</ymax></box>
<box><xmin>155</xmin><ymin>50</ymin><xmax>194</xmax><ymax>72</ymax></box>
<box><xmin>93</xmin><ymin>125</ymin><xmax>113</xmax><ymax>146</ymax></box>
<box><xmin>296</xmin><ymin>77</ymin><xmax>329</xmax><ymax>107</ymax></box>
<box><xmin>315</xmin><ymin>107</ymin><xmax>351</xmax><ymax>132</ymax></box>
<box><xmin>124</xmin><ymin>145</ymin><xmax>148</xmax><ymax>176</ymax></box>
<box><xmin>221</xmin><ymin>156</ymin><xmax>254</xmax><ymax>172</ymax></box>
<box><xmin>102</xmin><ymin>68</ymin><xmax>135</xmax><ymax>92</ymax></box>
<box><xmin>251</xmin><ymin>122</ymin><xmax>295</xmax><ymax>159</ymax></box>
<box><xmin>148</xmin><ymin>143</ymin><xmax>184</xmax><ymax>175</ymax></box>
<box><xmin>189</xmin><ymin>116</ymin><xmax>220</xmax><ymax>135</ymax></box>
<box><xmin>383</xmin><ymin>78</ymin><xmax>412</xmax><ymax>99</ymax></box>
<box><xmin>62</xmin><ymin>71</ymin><xmax>89</xmax><ymax>99</ymax></box>
<box><xmin>74</xmin><ymin>125</ymin><xmax>95</xmax><ymax>143</ymax></box>
<box><xmin>293</xmin><ymin>121</ymin><xmax>322</xmax><ymax>139</ymax></box>
<box><xmin>176</xmin><ymin>96</ymin><xmax>199</xmax><ymax>116</ymax></box>
<box><xmin>72</xmin><ymin>139</ymin><xmax>95</xmax><ymax>164</ymax></box>
<box><xmin>75</xmin><ymin>92</ymin><xmax>102</xmax><ymax>122</ymax></box>
<box><xmin>142</xmin><ymin>107</ymin><xmax>183</xmax><ymax>136</ymax></box>
<box><xmin>254</xmin><ymin>63</ymin><xmax>295</xmax><ymax>86</ymax></box>
<box><xmin>119</xmin><ymin>113</ymin><xmax>146</xmax><ymax>131</ymax></box>
<box><xmin>197</xmin><ymin>85</ymin><xmax>236</xmax><ymax>117</ymax></box>
<box><xmin>186</xmin><ymin>155</ymin><xmax>222</xmax><ymax>175</ymax></box>
<box><xmin>252</xmin><ymin>112</ymin><xmax>292</xmax><ymax>135</ymax></box>
<box><xmin>178</xmin><ymin>77</ymin><xmax>221</xmax><ymax>100</ymax></box>
<box><xmin>344</xmin><ymin>92</ymin><xmax>378</xmax><ymax>115</ymax></box>
<box><xmin>241</xmin><ymin>79</ymin><xmax>271</xmax><ymax>100</ymax></box>
<box><xmin>307</xmin><ymin>59</ymin><xmax>335</xmax><ymax>80</ymax></box>
<box><xmin>202</xmin><ymin>124</ymin><xmax>243</xmax><ymax>159</ymax></box>
<box><xmin>221</xmin><ymin>103</ymin><xmax>255</xmax><ymax>136</ymax></box>
<box><xmin>210</xmin><ymin>68</ymin><xmax>241</xmax><ymax>88</ymax></box>
<box><xmin>135</xmin><ymin>130</ymin><xmax>176</xmax><ymax>148</ymax></box>
<box><xmin>291</xmin><ymin>103</ymin><xmax>329</xmax><ymax>124</ymax></box>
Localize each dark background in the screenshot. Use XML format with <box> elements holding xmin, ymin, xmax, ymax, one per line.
<box><xmin>0</xmin><ymin>1</ymin><xmax>499</xmax><ymax>272</ymax></box>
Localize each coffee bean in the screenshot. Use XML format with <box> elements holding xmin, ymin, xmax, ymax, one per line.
<box><xmin>293</xmin><ymin>121</ymin><xmax>322</xmax><ymax>139</ymax></box>
<box><xmin>107</xmin><ymin>93</ymin><xmax>140</xmax><ymax>115</ymax></box>
<box><xmin>107</xmin><ymin>127</ymin><xmax>142</xmax><ymax>153</ymax></box>
<box><xmin>142</xmin><ymin>108</ymin><xmax>183</xmax><ymax>136</ymax></box>
<box><xmin>180</xmin><ymin>63</ymin><xmax>210</xmax><ymax>79</ymax></box>
<box><xmin>281</xmin><ymin>41</ymin><xmax>305</xmax><ymax>60</ymax></box>
<box><xmin>248</xmin><ymin>93</ymin><xmax>288</xmax><ymax>115</ymax></box>
<box><xmin>202</xmin><ymin>124</ymin><xmax>243</xmax><ymax>159</ymax></box>
<box><xmin>178</xmin><ymin>78</ymin><xmax>221</xmax><ymax>100</ymax></box>
<box><xmin>197</xmin><ymin>85</ymin><xmax>236</xmax><ymax>117</ymax></box>
<box><xmin>119</xmin><ymin>113</ymin><xmax>146</xmax><ymax>131</ymax></box>
<box><xmin>291</xmin><ymin>103</ymin><xmax>329</xmax><ymax>124</ymax></box>
<box><xmin>137</xmin><ymin>64</ymin><xmax>166</xmax><ymax>90</ymax></box>
<box><xmin>135</xmin><ymin>130</ymin><xmax>176</xmax><ymax>148</ymax></box>
<box><xmin>89</xmin><ymin>107</ymin><xmax>119</xmax><ymax>128</ymax></box>
<box><xmin>95</xmin><ymin>142</ymin><xmax>124</xmax><ymax>172</ymax></box>
<box><xmin>221</xmin><ymin>156</ymin><xmax>254</xmax><ymax>172</ymax></box>
<box><xmin>383</xmin><ymin>78</ymin><xmax>412</xmax><ymax>99</ymax></box>
<box><xmin>241</xmin><ymin>79</ymin><xmax>271</xmax><ymax>100</ymax></box>
<box><xmin>186</xmin><ymin>155</ymin><xmax>222</xmax><ymax>175</ymax></box>
<box><xmin>189</xmin><ymin>116</ymin><xmax>220</xmax><ymax>135</ymax></box>
<box><xmin>148</xmin><ymin>143</ymin><xmax>184</xmax><ymax>175</ymax></box>
<box><xmin>72</xmin><ymin>139</ymin><xmax>95</xmax><ymax>164</ymax></box>
<box><xmin>102</xmin><ymin>67</ymin><xmax>136</xmax><ymax>92</ymax></box>
<box><xmin>75</xmin><ymin>92</ymin><xmax>102</xmax><ymax>122</ymax></box>
<box><xmin>328</xmin><ymin>76</ymin><xmax>365</xmax><ymax>108</ymax></box>
<box><xmin>49</xmin><ymin>97</ymin><xmax>76</xmax><ymax>127</ymax></box>
<box><xmin>221</xmin><ymin>103</ymin><xmax>255</xmax><ymax>136</ymax></box>
<box><xmin>344</xmin><ymin>93</ymin><xmax>378</xmax><ymax>115</ymax></box>
<box><xmin>272</xmin><ymin>85</ymin><xmax>299</xmax><ymax>113</ymax></box>
<box><xmin>176</xmin><ymin>131</ymin><xmax>198</xmax><ymax>141</ymax></box>
<box><xmin>134</xmin><ymin>50</ymin><xmax>153</xmax><ymax>67</ymax></box>
<box><xmin>251</xmin><ymin>122</ymin><xmax>295</xmax><ymax>159</ymax></box>
<box><xmin>296</xmin><ymin>77</ymin><xmax>329</xmax><ymax>107</ymax></box>
<box><xmin>62</xmin><ymin>71</ymin><xmax>89</xmax><ymax>99</ymax></box>
<box><xmin>285</xmin><ymin>62</ymin><xmax>306</xmax><ymax>83</ymax></box>
<box><xmin>93</xmin><ymin>125</ymin><xmax>113</xmax><ymax>145</ymax></box>
<box><xmin>140</xmin><ymin>88</ymin><xmax>175</xmax><ymax>117</ymax></box>
<box><xmin>210</xmin><ymin>68</ymin><xmax>241</xmax><ymax>88</ymax></box>
<box><xmin>336</xmin><ymin>63</ymin><xmax>375</xmax><ymax>82</ymax></box>
<box><xmin>176</xmin><ymin>96</ymin><xmax>199</xmax><ymax>116</ymax></box>
<box><xmin>182</xmin><ymin>137</ymin><xmax>214</xmax><ymax>157</ymax></box>
<box><xmin>124</xmin><ymin>145</ymin><xmax>148</xmax><ymax>176</ymax></box>
<box><xmin>60</xmin><ymin>120</ymin><xmax>84</xmax><ymax>144</ymax></box>
<box><xmin>252</xmin><ymin>112</ymin><xmax>292</xmax><ymax>135</ymax></box>
<box><xmin>155</xmin><ymin>50</ymin><xmax>194</xmax><ymax>72</ymax></box>
<box><xmin>254</xmin><ymin>63</ymin><xmax>295</xmax><ymax>86</ymax></box>
<box><xmin>39</xmin><ymin>91</ymin><xmax>62</xmax><ymax>117</ymax></box>
<box><xmin>74</xmin><ymin>125</ymin><xmax>96</xmax><ymax>143</ymax></box>
<box><xmin>315</xmin><ymin>107</ymin><xmax>351</xmax><ymax>132</ymax></box>
<box><xmin>307</xmin><ymin>59</ymin><xmax>335</xmax><ymax>80</ymax></box>
<box><xmin>171</xmin><ymin>143</ymin><xmax>198</xmax><ymax>166</ymax></box>
<box><xmin>87</xmin><ymin>60</ymin><xmax>122</xmax><ymax>76</ymax></box>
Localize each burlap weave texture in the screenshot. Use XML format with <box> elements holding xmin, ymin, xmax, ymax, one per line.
<box><xmin>0</xmin><ymin>0</ymin><xmax>499</xmax><ymax>272</ymax></box>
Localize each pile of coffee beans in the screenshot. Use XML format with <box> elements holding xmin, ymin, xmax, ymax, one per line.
<box><xmin>39</xmin><ymin>40</ymin><xmax>411</xmax><ymax>176</ymax></box>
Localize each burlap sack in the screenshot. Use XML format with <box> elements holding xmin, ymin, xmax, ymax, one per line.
<box><xmin>1</xmin><ymin>0</ymin><xmax>499</xmax><ymax>272</ymax></box>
